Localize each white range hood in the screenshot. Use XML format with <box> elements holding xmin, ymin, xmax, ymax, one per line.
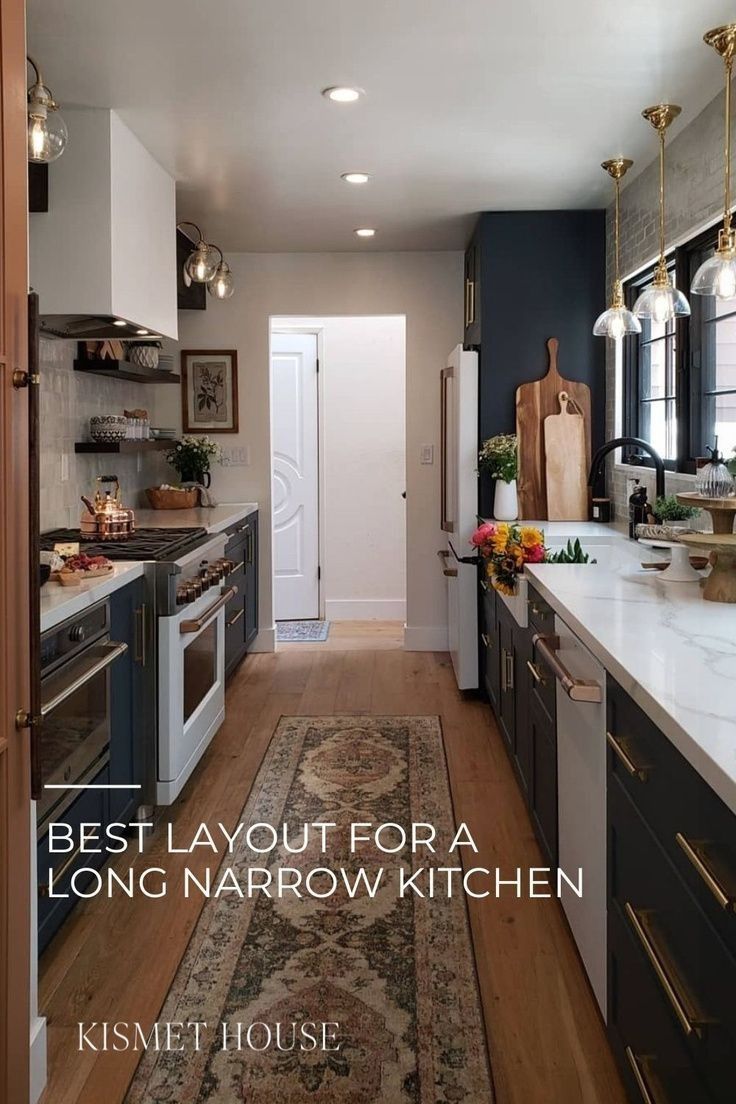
<box><xmin>30</xmin><ymin>108</ymin><xmax>178</xmax><ymax>341</ymax></box>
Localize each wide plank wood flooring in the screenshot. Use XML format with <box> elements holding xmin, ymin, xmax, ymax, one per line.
<box><xmin>38</xmin><ymin>633</ymin><xmax>626</xmax><ymax>1104</ymax></box>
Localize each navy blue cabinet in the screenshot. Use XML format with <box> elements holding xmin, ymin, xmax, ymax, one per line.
<box><xmin>607</xmin><ymin>676</ymin><xmax>736</xmax><ymax>1104</ymax></box>
<box><xmin>468</xmin><ymin>211</ymin><xmax>605</xmax><ymax>515</ymax></box>
<box><xmin>224</xmin><ymin>511</ymin><xmax>259</xmax><ymax>678</ymax></box>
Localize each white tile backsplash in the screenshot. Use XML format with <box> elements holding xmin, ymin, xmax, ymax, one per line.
<box><xmin>39</xmin><ymin>338</ymin><xmax>171</xmax><ymax>530</ymax></box>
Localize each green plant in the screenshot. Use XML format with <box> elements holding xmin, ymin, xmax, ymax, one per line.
<box><xmin>651</xmin><ymin>494</ymin><xmax>698</xmax><ymax>523</ymax></box>
<box><xmin>545</xmin><ymin>539</ymin><xmax>596</xmax><ymax>565</ymax></box>
<box><xmin>478</xmin><ymin>434</ymin><xmax>518</xmax><ymax>483</ymax></box>
<box><xmin>166</xmin><ymin>435</ymin><xmax>222</xmax><ymax>479</ymax></box>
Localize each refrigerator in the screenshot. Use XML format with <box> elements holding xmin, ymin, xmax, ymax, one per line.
<box><xmin>439</xmin><ymin>345</ymin><xmax>479</xmax><ymax>690</ymax></box>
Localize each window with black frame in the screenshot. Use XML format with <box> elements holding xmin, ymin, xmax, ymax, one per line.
<box><xmin>624</xmin><ymin>259</ymin><xmax>679</xmax><ymax>464</ymax></box>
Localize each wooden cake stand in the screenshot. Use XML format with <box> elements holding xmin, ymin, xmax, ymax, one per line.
<box><xmin>676</xmin><ymin>492</ymin><xmax>736</xmax><ymax>534</ymax></box>
<box><xmin>678</xmin><ymin>533</ymin><xmax>736</xmax><ymax>602</ymax></box>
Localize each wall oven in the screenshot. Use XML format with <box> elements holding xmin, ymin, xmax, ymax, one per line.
<box><xmin>38</xmin><ymin>601</ymin><xmax>128</xmax><ymax>831</ymax></box>
<box><xmin>157</xmin><ymin>533</ymin><xmax>235</xmax><ymax>804</ymax></box>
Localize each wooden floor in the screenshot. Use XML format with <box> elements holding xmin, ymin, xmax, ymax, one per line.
<box><xmin>38</xmin><ymin>628</ymin><xmax>626</xmax><ymax>1104</ymax></box>
<box><xmin>278</xmin><ymin>619</ymin><xmax>405</xmax><ymax>651</ymax></box>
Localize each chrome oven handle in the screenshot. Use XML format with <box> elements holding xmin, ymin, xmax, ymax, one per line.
<box><xmin>532</xmin><ymin>633</ymin><xmax>602</xmax><ymax>703</ymax></box>
<box><xmin>180</xmin><ymin>586</ymin><xmax>238</xmax><ymax>635</ymax></box>
<box><xmin>40</xmin><ymin>641</ymin><xmax>128</xmax><ymax>717</ymax></box>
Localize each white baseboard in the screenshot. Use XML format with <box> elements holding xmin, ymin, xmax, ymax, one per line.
<box><xmin>403</xmin><ymin>625</ymin><xmax>449</xmax><ymax>651</ymax></box>
<box><xmin>325</xmin><ymin>599</ymin><xmax>406</xmax><ymax>621</ymax></box>
<box><xmin>30</xmin><ymin>1016</ymin><xmax>46</xmax><ymax>1104</ymax></box>
<box><xmin>250</xmin><ymin>626</ymin><xmax>276</xmax><ymax>652</ymax></box>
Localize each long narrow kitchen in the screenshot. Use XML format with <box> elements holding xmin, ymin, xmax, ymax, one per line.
<box><xmin>7</xmin><ymin>4</ymin><xmax>736</xmax><ymax>1104</ymax></box>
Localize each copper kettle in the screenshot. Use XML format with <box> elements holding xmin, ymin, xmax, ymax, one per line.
<box><xmin>80</xmin><ymin>475</ymin><xmax>136</xmax><ymax>541</ymax></box>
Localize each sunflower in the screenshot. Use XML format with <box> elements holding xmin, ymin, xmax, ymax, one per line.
<box><xmin>490</xmin><ymin>523</ymin><xmax>510</xmax><ymax>553</ymax></box>
<box><xmin>519</xmin><ymin>526</ymin><xmax>544</xmax><ymax>550</ymax></box>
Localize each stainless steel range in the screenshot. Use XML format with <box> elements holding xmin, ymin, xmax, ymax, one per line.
<box><xmin>41</xmin><ymin>526</ymin><xmax>241</xmax><ymax>806</ymax></box>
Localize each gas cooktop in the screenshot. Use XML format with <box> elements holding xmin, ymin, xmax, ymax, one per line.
<box><xmin>40</xmin><ymin>527</ymin><xmax>209</xmax><ymax>562</ymax></box>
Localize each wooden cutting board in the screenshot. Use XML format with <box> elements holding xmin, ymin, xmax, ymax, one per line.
<box><xmin>515</xmin><ymin>338</ymin><xmax>592</xmax><ymax>519</ymax></box>
<box><xmin>544</xmin><ymin>391</ymin><xmax>588</xmax><ymax>520</ymax></box>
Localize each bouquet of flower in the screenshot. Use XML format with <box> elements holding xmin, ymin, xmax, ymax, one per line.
<box><xmin>166</xmin><ymin>435</ymin><xmax>222</xmax><ymax>481</ymax></box>
<box><xmin>471</xmin><ymin>521</ymin><xmax>545</xmax><ymax>595</ymax></box>
<box><xmin>478</xmin><ymin>434</ymin><xmax>518</xmax><ymax>483</ymax></box>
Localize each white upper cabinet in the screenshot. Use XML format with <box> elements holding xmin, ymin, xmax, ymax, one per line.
<box><xmin>30</xmin><ymin>108</ymin><xmax>178</xmax><ymax>340</ymax></box>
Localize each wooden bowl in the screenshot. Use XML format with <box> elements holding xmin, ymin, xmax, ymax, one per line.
<box><xmin>146</xmin><ymin>487</ymin><xmax>199</xmax><ymax>510</ymax></box>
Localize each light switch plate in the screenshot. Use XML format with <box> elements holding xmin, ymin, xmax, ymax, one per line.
<box><xmin>420</xmin><ymin>444</ymin><xmax>434</xmax><ymax>465</ymax></box>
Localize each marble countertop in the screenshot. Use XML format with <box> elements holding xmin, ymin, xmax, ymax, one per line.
<box><xmin>526</xmin><ymin>540</ymin><xmax>736</xmax><ymax>815</ymax></box>
<box><xmin>134</xmin><ymin>502</ymin><xmax>258</xmax><ymax>534</ymax></box>
<box><xmin>40</xmin><ymin>562</ymin><xmax>146</xmax><ymax>634</ymax></box>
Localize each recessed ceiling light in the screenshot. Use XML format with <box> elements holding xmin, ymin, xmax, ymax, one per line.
<box><xmin>322</xmin><ymin>86</ymin><xmax>362</xmax><ymax>103</ymax></box>
<box><xmin>354</xmin><ymin>228</ymin><xmax>376</xmax><ymax>238</ymax></box>
<box><xmin>136</xmin><ymin>329</ymin><xmax>150</xmax><ymax>336</ymax></box>
<box><xmin>113</xmin><ymin>319</ymin><xmax>127</xmax><ymax>327</ymax></box>
<box><xmin>341</xmin><ymin>172</ymin><xmax>371</xmax><ymax>184</ymax></box>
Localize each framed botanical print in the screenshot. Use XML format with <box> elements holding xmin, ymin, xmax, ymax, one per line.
<box><xmin>181</xmin><ymin>350</ymin><xmax>239</xmax><ymax>433</ymax></box>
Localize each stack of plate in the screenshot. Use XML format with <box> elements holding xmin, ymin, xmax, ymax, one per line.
<box><xmin>150</xmin><ymin>427</ymin><xmax>177</xmax><ymax>440</ymax></box>
<box><xmin>157</xmin><ymin>353</ymin><xmax>175</xmax><ymax>373</ymax></box>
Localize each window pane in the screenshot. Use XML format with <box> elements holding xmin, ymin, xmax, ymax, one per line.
<box><xmin>640</xmin><ymin>339</ymin><xmax>667</xmax><ymax>399</ymax></box>
<box><xmin>712</xmin><ymin>314</ymin><xmax>736</xmax><ymax>392</ymax></box>
<box><xmin>640</xmin><ymin>399</ymin><xmax>670</xmax><ymax>460</ymax></box>
<box><xmin>713</xmin><ymin>392</ymin><xmax>736</xmax><ymax>456</ymax></box>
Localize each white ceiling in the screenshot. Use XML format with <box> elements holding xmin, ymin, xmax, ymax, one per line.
<box><xmin>27</xmin><ymin>0</ymin><xmax>735</xmax><ymax>251</ymax></box>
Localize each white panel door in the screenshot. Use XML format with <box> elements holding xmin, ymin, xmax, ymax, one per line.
<box><xmin>271</xmin><ymin>333</ymin><xmax>319</xmax><ymax>620</ymax></box>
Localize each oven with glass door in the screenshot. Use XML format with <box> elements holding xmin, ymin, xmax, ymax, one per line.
<box><xmin>157</xmin><ymin>543</ymin><xmax>236</xmax><ymax>804</ymax></box>
<box><xmin>38</xmin><ymin>601</ymin><xmax>128</xmax><ymax>832</ymax></box>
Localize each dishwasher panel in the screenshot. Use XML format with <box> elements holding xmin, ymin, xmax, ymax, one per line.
<box><xmin>555</xmin><ymin>614</ymin><xmax>608</xmax><ymax>1018</ymax></box>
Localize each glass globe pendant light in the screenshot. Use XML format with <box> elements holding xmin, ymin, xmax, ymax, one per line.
<box><xmin>633</xmin><ymin>105</ymin><xmax>691</xmax><ymax>323</ymax></box>
<box><xmin>691</xmin><ymin>24</ymin><xmax>736</xmax><ymax>301</ymax></box>
<box><xmin>176</xmin><ymin>221</ymin><xmax>220</xmax><ymax>283</ymax></box>
<box><xmin>593</xmin><ymin>158</ymin><xmax>641</xmax><ymax>341</ymax></box>
<box><xmin>207</xmin><ymin>248</ymin><xmax>235</xmax><ymax>300</ymax></box>
<box><xmin>27</xmin><ymin>56</ymin><xmax>68</xmax><ymax>163</ymax></box>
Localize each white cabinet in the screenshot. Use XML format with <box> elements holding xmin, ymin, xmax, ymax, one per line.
<box><xmin>30</xmin><ymin>108</ymin><xmax>178</xmax><ymax>340</ymax></box>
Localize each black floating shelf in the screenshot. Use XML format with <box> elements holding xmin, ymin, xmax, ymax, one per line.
<box><xmin>73</xmin><ymin>359</ymin><xmax>181</xmax><ymax>384</ymax></box>
<box><xmin>74</xmin><ymin>440</ymin><xmax>173</xmax><ymax>454</ymax></box>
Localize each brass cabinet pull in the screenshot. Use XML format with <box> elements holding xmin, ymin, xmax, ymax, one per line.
<box><xmin>227</xmin><ymin>607</ymin><xmax>245</xmax><ymax>628</ymax></box>
<box><xmin>480</xmin><ymin>579</ymin><xmax>489</xmax><ymax>592</ymax></box>
<box><xmin>180</xmin><ymin>586</ymin><xmax>238</xmax><ymax>634</ymax></box>
<box><xmin>606</xmin><ymin>730</ymin><xmax>649</xmax><ymax>782</ymax></box>
<box><xmin>134</xmin><ymin>604</ymin><xmax>147</xmax><ymax>667</ymax></box>
<box><xmin>526</xmin><ymin>659</ymin><xmax>548</xmax><ymax>685</ymax></box>
<box><xmin>437</xmin><ymin>549</ymin><xmax>457</xmax><ymax>577</ymax></box>
<box><xmin>39</xmin><ymin>842</ymin><xmax>84</xmax><ymax>896</ymax></box>
<box><xmin>675</xmin><ymin>833</ymin><xmax>736</xmax><ymax>912</ymax></box>
<box><xmin>500</xmin><ymin>649</ymin><xmax>507</xmax><ymax>693</ymax></box>
<box><xmin>501</xmin><ymin>649</ymin><xmax>514</xmax><ymax>691</ymax></box>
<box><xmin>481</xmin><ymin>632</ymin><xmax>491</xmax><ymax>648</ymax></box>
<box><xmin>624</xmin><ymin>1048</ymin><xmax>660</xmax><ymax>1104</ymax></box>
<box><xmin>228</xmin><ymin>561</ymin><xmax>245</xmax><ymax>576</ymax></box>
<box><xmin>624</xmin><ymin>903</ymin><xmax>708</xmax><ymax>1039</ymax></box>
<box><xmin>532</xmin><ymin>633</ymin><xmax>602</xmax><ymax>703</ymax></box>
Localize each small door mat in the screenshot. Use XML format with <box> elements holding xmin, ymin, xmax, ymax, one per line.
<box><xmin>276</xmin><ymin>619</ymin><xmax>330</xmax><ymax>642</ymax></box>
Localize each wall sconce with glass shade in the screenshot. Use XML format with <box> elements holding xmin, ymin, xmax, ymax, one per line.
<box><xmin>691</xmin><ymin>24</ymin><xmax>736</xmax><ymax>301</ymax></box>
<box><xmin>593</xmin><ymin>158</ymin><xmax>641</xmax><ymax>341</ymax></box>
<box><xmin>27</xmin><ymin>56</ymin><xmax>68</xmax><ymax>163</ymax></box>
<box><xmin>632</xmin><ymin>104</ymin><xmax>690</xmax><ymax>324</ymax></box>
<box><xmin>177</xmin><ymin>222</ymin><xmax>236</xmax><ymax>300</ymax></box>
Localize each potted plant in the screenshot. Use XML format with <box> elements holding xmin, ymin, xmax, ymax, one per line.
<box><xmin>166</xmin><ymin>435</ymin><xmax>222</xmax><ymax>487</ymax></box>
<box><xmin>650</xmin><ymin>494</ymin><xmax>698</xmax><ymax>528</ymax></box>
<box><xmin>479</xmin><ymin>434</ymin><xmax>518</xmax><ymax>521</ymax></box>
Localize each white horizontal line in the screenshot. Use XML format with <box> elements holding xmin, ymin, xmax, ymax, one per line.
<box><xmin>44</xmin><ymin>784</ymin><xmax>142</xmax><ymax>790</ymax></box>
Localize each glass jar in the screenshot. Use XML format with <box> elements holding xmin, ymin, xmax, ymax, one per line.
<box><xmin>696</xmin><ymin>446</ymin><xmax>736</xmax><ymax>498</ymax></box>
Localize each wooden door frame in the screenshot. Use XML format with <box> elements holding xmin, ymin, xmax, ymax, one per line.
<box><xmin>0</xmin><ymin>0</ymin><xmax>32</xmax><ymax>1100</ymax></box>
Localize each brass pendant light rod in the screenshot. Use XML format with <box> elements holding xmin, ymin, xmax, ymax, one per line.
<box><xmin>602</xmin><ymin>157</ymin><xmax>633</xmax><ymax>307</ymax></box>
<box><xmin>641</xmin><ymin>104</ymin><xmax>681</xmax><ymax>286</ymax></box>
<box><xmin>705</xmin><ymin>24</ymin><xmax>736</xmax><ymax>245</ymax></box>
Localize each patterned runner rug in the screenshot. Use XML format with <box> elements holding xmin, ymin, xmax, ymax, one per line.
<box><xmin>276</xmin><ymin>620</ymin><xmax>331</xmax><ymax>642</ymax></box>
<box><xmin>127</xmin><ymin>716</ymin><xmax>494</xmax><ymax>1103</ymax></box>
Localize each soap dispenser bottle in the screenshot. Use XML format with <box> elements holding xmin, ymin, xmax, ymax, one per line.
<box><xmin>628</xmin><ymin>482</ymin><xmax>649</xmax><ymax>539</ymax></box>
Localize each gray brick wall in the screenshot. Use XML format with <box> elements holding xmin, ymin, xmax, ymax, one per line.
<box><xmin>604</xmin><ymin>82</ymin><xmax>730</xmax><ymax>522</ymax></box>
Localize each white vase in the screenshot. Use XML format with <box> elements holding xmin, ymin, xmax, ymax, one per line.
<box><xmin>493</xmin><ymin>478</ymin><xmax>518</xmax><ymax>521</ymax></box>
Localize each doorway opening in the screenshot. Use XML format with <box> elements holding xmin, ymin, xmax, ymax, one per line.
<box><xmin>269</xmin><ymin>316</ymin><xmax>407</xmax><ymax>647</ymax></box>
